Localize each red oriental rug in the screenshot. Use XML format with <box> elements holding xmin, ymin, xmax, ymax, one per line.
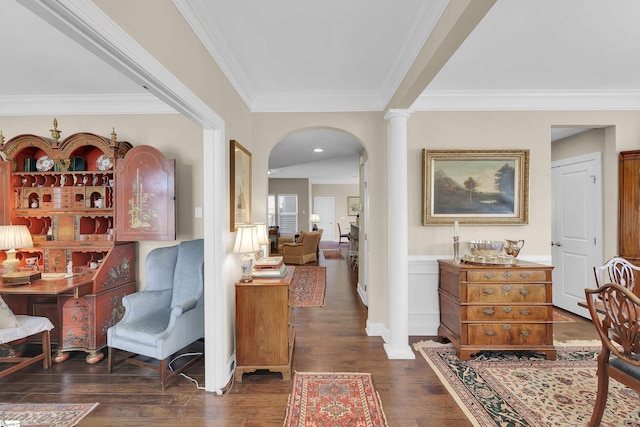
<box><xmin>290</xmin><ymin>266</ymin><xmax>327</xmax><ymax>307</ymax></box>
<box><xmin>322</xmin><ymin>249</ymin><xmax>344</xmax><ymax>260</ymax></box>
<box><xmin>284</xmin><ymin>372</ymin><xmax>388</xmax><ymax>427</ymax></box>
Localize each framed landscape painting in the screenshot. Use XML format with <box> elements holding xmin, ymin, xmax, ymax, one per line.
<box><xmin>422</xmin><ymin>149</ymin><xmax>529</xmax><ymax>225</ymax></box>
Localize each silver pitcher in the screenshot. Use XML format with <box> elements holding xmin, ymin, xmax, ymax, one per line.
<box><xmin>504</xmin><ymin>239</ymin><xmax>525</xmax><ymax>257</ymax></box>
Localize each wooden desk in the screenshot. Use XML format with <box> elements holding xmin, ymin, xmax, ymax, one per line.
<box><xmin>1</xmin><ymin>275</ymin><xmax>93</xmax><ymax>298</ymax></box>
<box><xmin>1</xmin><ymin>260</ymin><xmax>135</xmax><ymax>365</ymax></box>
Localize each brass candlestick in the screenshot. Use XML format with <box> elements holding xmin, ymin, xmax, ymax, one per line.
<box><xmin>453</xmin><ymin>236</ymin><xmax>460</xmax><ymax>263</ymax></box>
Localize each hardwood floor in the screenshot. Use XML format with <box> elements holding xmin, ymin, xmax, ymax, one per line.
<box><xmin>1</xmin><ymin>249</ymin><xmax>599</xmax><ymax>426</ymax></box>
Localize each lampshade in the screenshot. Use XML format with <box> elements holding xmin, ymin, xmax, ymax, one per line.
<box><xmin>0</xmin><ymin>225</ymin><xmax>33</xmax><ymax>251</ymax></box>
<box><xmin>309</xmin><ymin>213</ymin><xmax>320</xmax><ymax>224</ymax></box>
<box><xmin>254</xmin><ymin>223</ymin><xmax>270</xmax><ymax>245</ymax></box>
<box><xmin>233</xmin><ymin>225</ymin><xmax>261</xmax><ymax>254</ymax></box>
<box><xmin>0</xmin><ymin>225</ymin><xmax>34</xmax><ymax>274</ymax></box>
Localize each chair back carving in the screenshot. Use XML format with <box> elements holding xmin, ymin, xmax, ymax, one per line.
<box><xmin>584</xmin><ymin>282</ymin><xmax>640</xmax><ymax>426</ymax></box>
<box><xmin>586</xmin><ymin>282</ymin><xmax>640</xmax><ymax>361</ymax></box>
<box><xmin>593</xmin><ymin>257</ymin><xmax>640</xmax><ymax>292</ymax></box>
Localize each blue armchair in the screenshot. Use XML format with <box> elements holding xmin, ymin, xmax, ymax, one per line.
<box><xmin>107</xmin><ymin>239</ymin><xmax>204</xmax><ymax>389</ymax></box>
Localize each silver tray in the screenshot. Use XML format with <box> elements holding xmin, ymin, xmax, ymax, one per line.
<box><xmin>461</xmin><ymin>254</ymin><xmax>517</xmax><ymax>266</ymax></box>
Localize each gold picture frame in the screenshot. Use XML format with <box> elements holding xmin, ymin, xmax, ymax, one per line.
<box><xmin>422</xmin><ymin>149</ymin><xmax>529</xmax><ymax>225</ymax></box>
<box><xmin>347</xmin><ymin>196</ymin><xmax>360</xmax><ymax>216</ymax></box>
<box><xmin>230</xmin><ymin>140</ymin><xmax>252</xmax><ymax>231</ymax></box>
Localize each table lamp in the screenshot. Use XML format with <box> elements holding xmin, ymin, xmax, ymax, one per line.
<box><xmin>0</xmin><ymin>225</ymin><xmax>34</xmax><ymax>274</ymax></box>
<box><xmin>233</xmin><ymin>225</ymin><xmax>261</xmax><ymax>282</ymax></box>
<box><xmin>254</xmin><ymin>223</ymin><xmax>270</xmax><ymax>259</ymax></box>
<box><xmin>310</xmin><ymin>213</ymin><xmax>320</xmax><ymax>231</ymax></box>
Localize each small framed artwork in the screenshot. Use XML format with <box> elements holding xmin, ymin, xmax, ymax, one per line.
<box><xmin>347</xmin><ymin>196</ymin><xmax>360</xmax><ymax>216</ymax></box>
<box><xmin>422</xmin><ymin>149</ymin><xmax>529</xmax><ymax>225</ymax></box>
<box><xmin>230</xmin><ymin>140</ymin><xmax>252</xmax><ymax>231</ymax></box>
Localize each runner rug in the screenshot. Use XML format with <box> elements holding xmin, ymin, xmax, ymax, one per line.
<box><xmin>0</xmin><ymin>402</ymin><xmax>99</xmax><ymax>427</ymax></box>
<box><xmin>290</xmin><ymin>266</ymin><xmax>327</xmax><ymax>307</ymax></box>
<box><xmin>413</xmin><ymin>340</ymin><xmax>640</xmax><ymax>426</ymax></box>
<box><xmin>284</xmin><ymin>372</ymin><xmax>388</xmax><ymax>427</ymax></box>
<box><xmin>322</xmin><ymin>249</ymin><xmax>344</xmax><ymax>260</ymax></box>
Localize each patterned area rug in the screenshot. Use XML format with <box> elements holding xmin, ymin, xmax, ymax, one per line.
<box><xmin>0</xmin><ymin>402</ymin><xmax>99</xmax><ymax>427</ymax></box>
<box><xmin>284</xmin><ymin>372</ymin><xmax>388</xmax><ymax>427</ymax></box>
<box><xmin>322</xmin><ymin>249</ymin><xmax>344</xmax><ymax>260</ymax></box>
<box><xmin>414</xmin><ymin>340</ymin><xmax>640</xmax><ymax>426</ymax></box>
<box><xmin>290</xmin><ymin>266</ymin><xmax>327</xmax><ymax>307</ymax></box>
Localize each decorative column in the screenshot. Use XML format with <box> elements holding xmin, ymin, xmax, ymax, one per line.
<box><xmin>383</xmin><ymin>109</ymin><xmax>415</xmax><ymax>359</ymax></box>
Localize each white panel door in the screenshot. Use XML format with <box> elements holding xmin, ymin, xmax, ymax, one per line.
<box><xmin>551</xmin><ymin>153</ymin><xmax>602</xmax><ymax>317</ymax></box>
<box><xmin>313</xmin><ymin>197</ymin><xmax>335</xmax><ymax>241</ymax></box>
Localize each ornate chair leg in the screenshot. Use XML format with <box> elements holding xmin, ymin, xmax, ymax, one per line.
<box><xmin>588</xmin><ymin>347</ymin><xmax>610</xmax><ymax>427</ymax></box>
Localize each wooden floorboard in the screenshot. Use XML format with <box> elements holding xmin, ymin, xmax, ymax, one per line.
<box><xmin>0</xmin><ymin>249</ymin><xmax>599</xmax><ymax>426</ymax></box>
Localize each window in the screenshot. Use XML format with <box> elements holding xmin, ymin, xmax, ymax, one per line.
<box><xmin>268</xmin><ymin>194</ymin><xmax>298</xmax><ymax>235</ymax></box>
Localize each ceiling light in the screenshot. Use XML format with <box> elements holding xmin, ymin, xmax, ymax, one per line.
<box><xmin>313</xmin><ymin>148</ymin><xmax>323</xmax><ymax>153</ymax></box>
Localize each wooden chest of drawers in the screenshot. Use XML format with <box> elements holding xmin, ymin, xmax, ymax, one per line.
<box><xmin>235</xmin><ymin>266</ymin><xmax>295</xmax><ymax>381</ymax></box>
<box><xmin>438</xmin><ymin>259</ymin><xmax>556</xmax><ymax>360</ymax></box>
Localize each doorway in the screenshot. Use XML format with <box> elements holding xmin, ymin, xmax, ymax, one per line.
<box><xmin>551</xmin><ymin>152</ymin><xmax>603</xmax><ymax>317</ymax></box>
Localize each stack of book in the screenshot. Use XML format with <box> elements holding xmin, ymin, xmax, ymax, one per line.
<box><xmin>251</xmin><ymin>256</ymin><xmax>287</xmax><ymax>279</ymax></box>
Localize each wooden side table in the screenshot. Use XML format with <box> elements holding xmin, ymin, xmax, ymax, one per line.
<box><xmin>234</xmin><ymin>266</ymin><xmax>295</xmax><ymax>380</ymax></box>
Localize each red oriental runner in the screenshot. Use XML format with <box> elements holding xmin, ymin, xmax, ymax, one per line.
<box><xmin>284</xmin><ymin>372</ymin><xmax>388</xmax><ymax>427</ymax></box>
<box><xmin>290</xmin><ymin>266</ymin><xmax>326</xmax><ymax>307</ymax></box>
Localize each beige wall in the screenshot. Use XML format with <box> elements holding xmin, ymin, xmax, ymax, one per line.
<box><xmin>312</xmin><ymin>184</ymin><xmax>359</xmax><ymax>241</ymax></box>
<box><xmin>408</xmin><ymin>110</ymin><xmax>640</xmax><ymax>262</ymax></box>
<box><xmin>552</xmin><ymin>128</ymin><xmax>606</xmax><ymax>162</ymax></box>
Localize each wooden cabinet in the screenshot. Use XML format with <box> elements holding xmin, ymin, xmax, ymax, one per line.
<box><xmin>235</xmin><ymin>266</ymin><xmax>295</xmax><ymax>381</ymax></box>
<box><xmin>0</xmin><ymin>120</ymin><xmax>174</xmax><ymax>363</ymax></box>
<box><xmin>619</xmin><ymin>151</ymin><xmax>640</xmax><ymax>293</ymax></box>
<box><xmin>438</xmin><ymin>260</ymin><xmax>556</xmax><ymax>360</ymax></box>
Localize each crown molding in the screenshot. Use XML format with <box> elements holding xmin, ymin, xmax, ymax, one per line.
<box><xmin>378</xmin><ymin>0</ymin><xmax>448</xmax><ymax>109</ymax></box>
<box><xmin>413</xmin><ymin>89</ymin><xmax>640</xmax><ymax>111</ymax></box>
<box><xmin>173</xmin><ymin>0</ymin><xmax>256</xmax><ymax>111</ymax></box>
<box><xmin>251</xmin><ymin>91</ymin><xmax>385</xmax><ymax>113</ymax></box>
<box><xmin>0</xmin><ymin>94</ymin><xmax>176</xmax><ymax>116</ymax></box>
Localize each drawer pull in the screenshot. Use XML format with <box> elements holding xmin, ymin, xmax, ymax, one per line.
<box><xmin>483</xmin><ymin>289</ymin><xmax>496</xmax><ymax>295</ymax></box>
<box><xmin>519</xmin><ymin>289</ymin><xmax>530</xmax><ymax>296</ymax></box>
<box><xmin>483</xmin><ymin>308</ymin><xmax>495</xmax><ymax>315</ymax></box>
<box><xmin>485</xmin><ymin>330</ymin><xmax>495</xmax><ymax>336</ymax></box>
<box><xmin>503</xmin><ymin>324</ymin><xmax>512</xmax><ymax>331</ymax></box>
<box><xmin>503</xmin><ymin>307</ymin><xmax>512</xmax><ymax>313</ymax></box>
<box><xmin>503</xmin><ymin>285</ymin><xmax>512</xmax><ymax>292</ymax></box>
<box><xmin>521</xmin><ymin>329</ymin><xmax>531</xmax><ymax>337</ymax></box>
<box><xmin>520</xmin><ymin>310</ymin><xmax>531</xmax><ymax>316</ymax></box>
<box><xmin>503</xmin><ymin>272</ymin><xmax>512</xmax><ymax>279</ymax></box>
<box><xmin>484</xmin><ymin>273</ymin><xmax>494</xmax><ymax>279</ymax></box>
<box><xmin>520</xmin><ymin>272</ymin><xmax>530</xmax><ymax>279</ymax></box>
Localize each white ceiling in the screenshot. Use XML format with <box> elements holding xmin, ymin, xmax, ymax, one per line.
<box><xmin>1</xmin><ymin>0</ymin><xmax>640</xmax><ymax>183</ymax></box>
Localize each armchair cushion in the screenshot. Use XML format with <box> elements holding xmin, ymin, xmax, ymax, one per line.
<box><xmin>0</xmin><ymin>296</ymin><xmax>19</xmax><ymax>329</ymax></box>
<box><xmin>107</xmin><ymin>239</ymin><xmax>205</xmax><ymax>389</ymax></box>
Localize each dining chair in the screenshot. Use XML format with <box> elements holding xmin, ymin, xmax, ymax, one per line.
<box><xmin>593</xmin><ymin>257</ymin><xmax>640</xmax><ymax>293</ymax></box>
<box><xmin>338</xmin><ymin>223</ymin><xmax>350</xmax><ymax>246</ymax></box>
<box><xmin>584</xmin><ymin>282</ymin><xmax>640</xmax><ymax>427</ymax></box>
